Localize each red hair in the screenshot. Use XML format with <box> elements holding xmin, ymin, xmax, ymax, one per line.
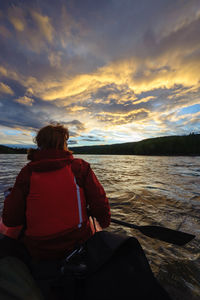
<box><xmin>34</xmin><ymin>124</ymin><xmax>69</xmax><ymax>150</ymax></box>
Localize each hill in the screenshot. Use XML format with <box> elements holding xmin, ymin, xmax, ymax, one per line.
<box><xmin>0</xmin><ymin>145</ymin><xmax>27</xmax><ymax>154</ymax></box>
<box><xmin>0</xmin><ymin>134</ymin><xmax>200</xmax><ymax>155</ymax></box>
<box><xmin>70</xmin><ymin>134</ymin><xmax>200</xmax><ymax>155</ymax></box>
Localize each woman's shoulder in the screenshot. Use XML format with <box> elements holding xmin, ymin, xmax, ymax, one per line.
<box><xmin>71</xmin><ymin>158</ymin><xmax>91</xmax><ymax>182</ymax></box>
<box><xmin>72</xmin><ymin>157</ymin><xmax>90</xmax><ymax>167</ymax></box>
<box><xmin>14</xmin><ymin>163</ymin><xmax>32</xmax><ymax>185</ymax></box>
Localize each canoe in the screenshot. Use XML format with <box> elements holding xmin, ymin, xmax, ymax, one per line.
<box><xmin>0</xmin><ymin>218</ymin><xmax>172</xmax><ymax>300</ymax></box>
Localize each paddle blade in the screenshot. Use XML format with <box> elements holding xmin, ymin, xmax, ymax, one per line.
<box><xmin>139</xmin><ymin>225</ymin><xmax>195</xmax><ymax>246</ymax></box>
<box><xmin>111</xmin><ymin>218</ymin><xmax>195</xmax><ymax>246</ymax></box>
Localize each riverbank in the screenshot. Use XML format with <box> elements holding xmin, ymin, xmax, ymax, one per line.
<box><xmin>1</xmin><ymin>133</ymin><xmax>200</xmax><ymax>156</ymax></box>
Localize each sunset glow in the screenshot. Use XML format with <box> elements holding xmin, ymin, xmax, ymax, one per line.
<box><xmin>0</xmin><ymin>0</ymin><xmax>200</xmax><ymax>146</ymax></box>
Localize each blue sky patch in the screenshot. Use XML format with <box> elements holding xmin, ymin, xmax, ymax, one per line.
<box><xmin>178</xmin><ymin>104</ymin><xmax>200</xmax><ymax>116</ymax></box>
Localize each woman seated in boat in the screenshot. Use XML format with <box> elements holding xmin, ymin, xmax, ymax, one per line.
<box><xmin>2</xmin><ymin>123</ymin><xmax>111</xmax><ymax>260</ymax></box>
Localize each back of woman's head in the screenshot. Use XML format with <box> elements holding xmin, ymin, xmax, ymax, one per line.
<box><xmin>34</xmin><ymin>123</ymin><xmax>69</xmax><ymax>150</ymax></box>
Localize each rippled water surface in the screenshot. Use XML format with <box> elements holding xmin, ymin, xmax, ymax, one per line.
<box><xmin>0</xmin><ymin>154</ymin><xmax>200</xmax><ymax>300</ymax></box>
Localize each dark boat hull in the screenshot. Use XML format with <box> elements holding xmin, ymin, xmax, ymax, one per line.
<box><xmin>0</xmin><ymin>231</ymin><xmax>172</xmax><ymax>300</ymax></box>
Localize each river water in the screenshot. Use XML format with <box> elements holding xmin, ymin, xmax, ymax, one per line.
<box><xmin>0</xmin><ymin>154</ymin><xmax>200</xmax><ymax>300</ymax></box>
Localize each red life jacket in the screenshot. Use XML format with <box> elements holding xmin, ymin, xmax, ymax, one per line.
<box><xmin>25</xmin><ymin>164</ymin><xmax>88</xmax><ymax>237</ymax></box>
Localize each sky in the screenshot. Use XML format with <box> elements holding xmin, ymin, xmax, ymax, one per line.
<box><xmin>0</xmin><ymin>0</ymin><xmax>200</xmax><ymax>147</ymax></box>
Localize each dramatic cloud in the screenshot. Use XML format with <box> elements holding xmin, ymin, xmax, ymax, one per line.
<box><xmin>15</xmin><ymin>96</ymin><xmax>34</xmax><ymax>106</ymax></box>
<box><xmin>0</xmin><ymin>82</ymin><xmax>14</xmax><ymax>95</ymax></box>
<box><xmin>0</xmin><ymin>0</ymin><xmax>200</xmax><ymax>146</ymax></box>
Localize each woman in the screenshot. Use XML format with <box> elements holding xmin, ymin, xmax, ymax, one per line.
<box><xmin>2</xmin><ymin>123</ymin><xmax>111</xmax><ymax>260</ymax></box>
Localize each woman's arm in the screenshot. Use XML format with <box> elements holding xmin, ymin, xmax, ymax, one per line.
<box><xmin>83</xmin><ymin>164</ymin><xmax>111</xmax><ymax>228</ymax></box>
<box><xmin>2</xmin><ymin>165</ymin><xmax>31</xmax><ymax>227</ymax></box>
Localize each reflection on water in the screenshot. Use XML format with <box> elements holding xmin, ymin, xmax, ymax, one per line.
<box><xmin>0</xmin><ymin>154</ymin><xmax>200</xmax><ymax>299</ymax></box>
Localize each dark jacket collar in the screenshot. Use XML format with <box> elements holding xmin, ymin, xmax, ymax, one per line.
<box><xmin>28</xmin><ymin>149</ymin><xmax>74</xmax><ymax>172</ymax></box>
<box><xmin>31</xmin><ymin>149</ymin><xmax>73</xmax><ymax>161</ymax></box>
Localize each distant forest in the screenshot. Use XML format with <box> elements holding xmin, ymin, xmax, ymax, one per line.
<box><xmin>0</xmin><ymin>145</ymin><xmax>27</xmax><ymax>154</ymax></box>
<box><xmin>0</xmin><ymin>133</ymin><xmax>200</xmax><ymax>156</ymax></box>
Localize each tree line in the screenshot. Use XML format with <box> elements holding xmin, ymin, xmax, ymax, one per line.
<box><xmin>0</xmin><ymin>134</ymin><xmax>200</xmax><ymax>156</ymax></box>
<box><xmin>70</xmin><ymin>134</ymin><xmax>200</xmax><ymax>155</ymax></box>
<box><xmin>0</xmin><ymin>145</ymin><xmax>27</xmax><ymax>154</ymax></box>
